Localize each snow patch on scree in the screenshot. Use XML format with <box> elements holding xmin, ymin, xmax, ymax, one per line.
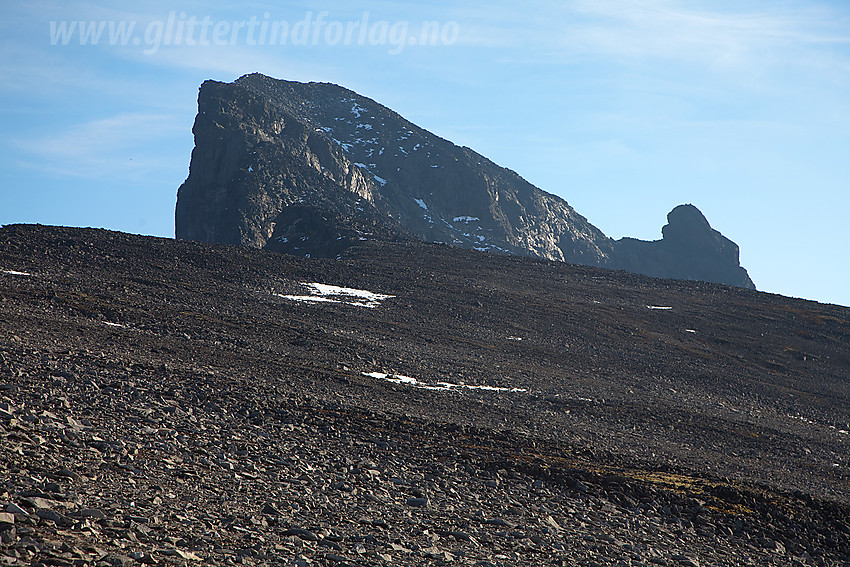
<box><xmin>276</xmin><ymin>283</ymin><xmax>394</xmax><ymax>308</ymax></box>
<box><xmin>363</xmin><ymin>372</ymin><xmax>527</xmax><ymax>393</ymax></box>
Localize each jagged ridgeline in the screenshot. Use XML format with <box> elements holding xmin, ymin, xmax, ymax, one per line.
<box><xmin>176</xmin><ymin>73</ymin><xmax>754</xmax><ymax>289</ymax></box>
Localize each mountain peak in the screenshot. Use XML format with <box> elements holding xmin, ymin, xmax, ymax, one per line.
<box><xmin>665</xmin><ymin>203</ymin><xmax>711</xmax><ymax>232</ymax></box>
<box><xmin>176</xmin><ymin>74</ymin><xmax>754</xmax><ymax>289</ymax></box>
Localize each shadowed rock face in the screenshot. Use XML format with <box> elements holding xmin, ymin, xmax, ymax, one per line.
<box><xmin>176</xmin><ymin>73</ymin><xmax>754</xmax><ymax>289</ymax></box>
<box><xmin>611</xmin><ymin>205</ymin><xmax>755</xmax><ymax>289</ymax></box>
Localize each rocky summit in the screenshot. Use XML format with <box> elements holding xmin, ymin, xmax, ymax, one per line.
<box><xmin>611</xmin><ymin>205</ymin><xmax>754</xmax><ymax>288</ymax></box>
<box><xmin>1</xmin><ymin>224</ymin><xmax>848</xmax><ymax>566</ymax></box>
<box><xmin>175</xmin><ymin>73</ymin><xmax>754</xmax><ymax>289</ymax></box>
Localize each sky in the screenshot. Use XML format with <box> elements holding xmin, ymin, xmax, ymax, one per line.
<box><xmin>1</xmin><ymin>0</ymin><xmax>848</xmax><ymax>307</ymax></box>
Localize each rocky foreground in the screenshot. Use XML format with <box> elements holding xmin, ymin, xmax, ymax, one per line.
<box><xmin>1</xmin><ymin>224</ymin><xmax>849</xmax><ymax>566</ymax></box>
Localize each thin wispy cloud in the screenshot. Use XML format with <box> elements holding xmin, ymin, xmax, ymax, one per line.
<box><xmin>450</xmin><ymin>0</ymin><xmax>850</xmax><ymax>73</ymax></box>
<box><xmin>15</xmin><ymin>113</ymin><xmax>187</xmax><ymax>181</ymax></box>
<box><xmin>566</xmin><ymin>0</ymin><xmax>846</xmax><ymax>65</ymax></box>
<box><xmin>123</xmin><ymin>44</ymin><xmax>340</xmax><ymax>82</ymax></box>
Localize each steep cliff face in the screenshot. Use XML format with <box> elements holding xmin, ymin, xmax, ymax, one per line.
<box><xmin>176</xmin><ymin>73</ymin><xmax>754</xmax><ymax>288</ymax></box>
<box><xmin>175</xmin><ymin>78</ymin><xmax>401</xmax><ymax>253</ymax></box>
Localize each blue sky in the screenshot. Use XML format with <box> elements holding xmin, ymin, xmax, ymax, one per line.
<box><xmin>2</xmin><ymin>1</ymin><xmax>848</xmax><ymax>307</ymax></box>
